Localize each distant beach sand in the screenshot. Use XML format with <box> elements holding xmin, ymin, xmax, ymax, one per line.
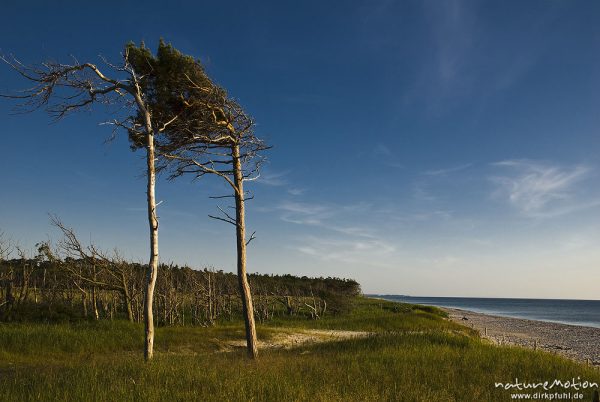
<box><xmin>445</xmin><ymin>308</ymin><xmax>600</xmax><ymax>366</ymax></box>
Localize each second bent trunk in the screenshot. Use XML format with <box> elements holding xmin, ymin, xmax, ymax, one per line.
<box><xmin>232</xmin><ymin>143</ymin><xmax>259</xmax><ymax>359</ymax></box>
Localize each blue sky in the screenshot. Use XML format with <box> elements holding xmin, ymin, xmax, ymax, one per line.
<box><xmin>1</xmin><ymin>0</ymin><xmax>600</xmax><ymax>298</ymax></box>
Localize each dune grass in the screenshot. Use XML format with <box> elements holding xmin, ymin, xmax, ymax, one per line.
<box><xmin>0</xmin><ymin>297</ymin><xmax>598</xmax><ymax>401</ymax></box>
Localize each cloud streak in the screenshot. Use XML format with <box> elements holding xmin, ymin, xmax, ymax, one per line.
<box><xmin>490</xmin><ymin>160</ymin><xmax>596</xmax><ymax>218</ymax></box>
<box><xmin>276</xmin><ymin>201</ymin><xmax>377</xmax><ymax>238</ymax></box>
<box><xmin>271</xmin><ymin>199</ymin><xmax>396</xmax><ymax>266</ymax></box>
<box><xmin>292</xmin><ymin>235</ymin><xmax>395</xmax><ymax>267</ymax></box>
<box><xmin>422</xmin><ymin>163</ymin><xmax>472</xmax><ymax>176</ymax></box>
<box><xmin>256</xmin><ymin>170</ymin><xmax>289</xmax><ymax>186</ymax></box>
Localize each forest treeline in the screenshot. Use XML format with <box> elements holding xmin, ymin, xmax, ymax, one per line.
<box><xmin>0</xmin><ymin>241</ymin><xmax>360</xmax><ymax>325</ymax></box>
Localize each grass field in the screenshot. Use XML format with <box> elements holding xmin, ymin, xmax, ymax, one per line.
<box><xmin>0</xmin><ymin>297</ymin><xmax>598</xmax><ymax>401</ymax></box>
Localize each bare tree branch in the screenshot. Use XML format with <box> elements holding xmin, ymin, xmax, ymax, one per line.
<box><xmin>245</xmin><ymin>231</ymin><xmax>257</xmax><ymax>246</ymax></box>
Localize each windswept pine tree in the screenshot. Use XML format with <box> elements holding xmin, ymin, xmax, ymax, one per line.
<box><xmin>125</xmin><ymin>42</ymin><xmax>269</xmax><ymax>359</ymax></box>
<box><xmin>2</xmin><ymin>40</ymin><xmax>269</xmax><ymax>360</ymax></box>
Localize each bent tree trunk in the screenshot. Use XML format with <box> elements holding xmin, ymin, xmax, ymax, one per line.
<box><xmin>141</xmin><ymin>111</ymin><xmax>160</xmax><ymax>360</ymax></box>
<box><xmin>232</xmin><ymin>143</ymin><xmax>258</xmax><ymax>359</ymax></box>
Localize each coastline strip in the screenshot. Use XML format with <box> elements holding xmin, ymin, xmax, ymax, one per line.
<box><xmin>445</xmin><ymin>307</ymin><xmax>600</xmax><ymax>366</ymax></box>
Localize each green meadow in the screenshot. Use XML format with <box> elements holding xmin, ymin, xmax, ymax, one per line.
<box><xmin>1</xmin><ymin>298</ymin><xmax>598</xmax><ymax>401</ymax></box>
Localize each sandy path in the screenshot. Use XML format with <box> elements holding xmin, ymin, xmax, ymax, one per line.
<box><xmin>445</xmin><ymin>308</ymin><xmax>600</xmax><ymax>366</ymax></box>
<box><xmin>218</xmin><ymin>329</ymin><xmax>372</xmax><ymax>352</ymax></box>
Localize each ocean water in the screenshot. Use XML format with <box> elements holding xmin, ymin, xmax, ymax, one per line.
<box><xmin>375</xmin><ymin>295</ymin><xmax>600</xmax><ymax>329</ymax></box>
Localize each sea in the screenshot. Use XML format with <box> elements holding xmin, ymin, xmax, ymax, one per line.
<box><xmin>374</xmin><ymin>295</ymin><xmax>600</xmax><ymax>329</ymax></box>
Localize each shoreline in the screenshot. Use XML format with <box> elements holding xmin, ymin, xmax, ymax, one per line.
<box><xmin>444</xmin><ymin>307</ymin><xmax>600</xmax><ymax>366</ymax></box>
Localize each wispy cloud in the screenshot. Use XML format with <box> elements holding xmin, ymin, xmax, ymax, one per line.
<box><xmin>276</xmin><ymin>201</ymin><xmax>377</xmax><ymax>238</ymax></box>
<box><xmin>256</xmin><ymin>170</ymin><xmax>308</xmax><ymax>197</ymax></box>
<box><xmin>287</xmin><ymin>187</ymin><xmax>306</xmax><ymax>196</ymax></box>
<box><xmin>276</xmin><ymin>200</ymin><xmax>333</xmax><ymax>226</ymax></box>
<box><xmin>257</xmin><ymin>170</ymin><xmax>289</xmax><ymax>186</ymax></box>
<box><xmin>415</xmin><ymin>0</ymin><xmax>477</xmax><ymax>98</ymax></box>
<box><xmin>422</xmin><ymin>163</ymin><xmax>472</xmax><ymax>176</ymax></box>
<box><xmin>292</xmin><ymin>235</ymin><xmax>395</xmax><ymax>266</ymax></box>
<box><xmin>412</xmin><ymin>182</ymin><xmax>437</xmax><ymax>202</ymax></box>
<box><xmin>392</xmin><ymin>209</ymin><xmax>454</xmax><ymax>223</ymax></box>
<box><xmin>373</xmin><ymin>142</ymin><xmax>392</xmax><ymax>157</ymax></box>
<box><xmin>432</xmin><ymin>0</ymin><xmax>473</xmax><ymax>88</ymax></box>
<box><xmin>272</xmin><ymin>199</ymin><xmax>396</xmax><ymax>266</ymax></box>
<box><xmin>410</xmin><ymin>0</ymin><xmax>551</xmax><ymax>117</ymax></box>
<box><xmin>278</xmin><ymin>201</ymin><xmax>331</xmax><ymax>218</ymax></box>
<box><xmin>368</xmin><ymin>142</ymin><xmax>403</xmax><ymax>168</ymax></box>
<box><xmin>558</xmin><ymin>233</ymin><xmax>594</xmax><ymax>253</ymax></box>
<box><xmin>490</xmin><ymin>160</ymin><xmax>597</xmax><ymax>218</ymax></box>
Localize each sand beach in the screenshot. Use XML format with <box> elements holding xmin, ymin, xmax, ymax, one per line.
<box><xmin>446</xmin><ymin>308</ymin><xmax>600</xmax><ymax>366</ymax></box>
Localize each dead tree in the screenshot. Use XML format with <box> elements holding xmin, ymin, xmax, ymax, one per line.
<box><xmin>0</xmin><ymin>44</ymin><xmax>186</xmax><ymax>359</ymax></box>
<box><xmin>51</xmin><ymin>217</ymin><xmax>139</xmax><ymax>322</ymax></box>
<box><xmin>0</xmin><ymin>233</ymin><xmax>14</xmax><ymax>310</ymax></box>
<box><xmin>0</xmin><ymin>232</ymin><xmax>12</xmax><ymax>262</ymax></box>
<box><xmin>164</xmin><ymin>111</ymin><xmax>268</xmax><ymax>358</ymax></box>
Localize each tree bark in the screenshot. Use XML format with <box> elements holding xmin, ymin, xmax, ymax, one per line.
<box><xmin>92</xmin><ymin>286</ymin><xmax>99</xmax><ymax>320</ymax></box>
<box><xmin>232</xmin><ymin>143</ymin><xmax>258</xmax><ymax>359</ymax></box>
<box><xmin>137</xmin><ymin>98</ymin><xmax>160</xmax><ymax>361</ymax></box>
<box><xmin>81</xmin><ymin>291</ymin><xmax>88</xmax><ymax>318</ymax></box>
<box><xmin>121</xmin><ymin>275</ymin><xmax>134</xmax><ymax>322</ymax></box>
<box><xmin>92</xmin><ymin>265</ymin><xmax>99</xmax><ymax>320</ymax></box>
